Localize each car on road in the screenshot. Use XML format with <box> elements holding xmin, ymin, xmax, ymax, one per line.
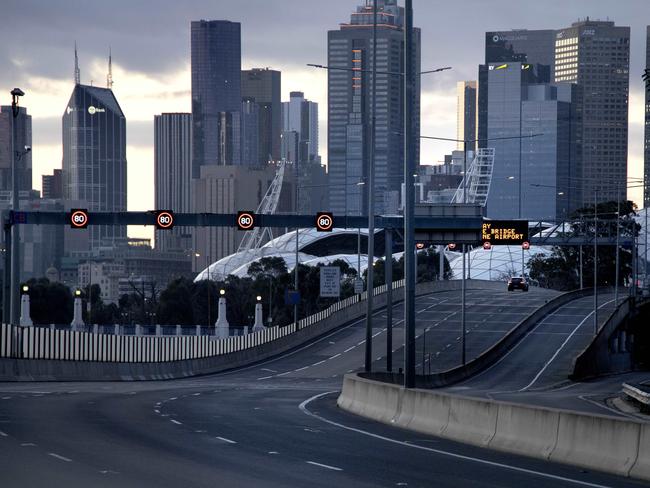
<box><xmin>507</xmin><ymin>276</ymin><xmax>529</xmax><ymax>292</ymax></box>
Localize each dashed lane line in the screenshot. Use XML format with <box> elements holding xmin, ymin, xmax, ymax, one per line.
<box><xmin>216</xmin><ymin>436</ymin><xmax>237</xmax><ymax>444</ymax></box>
<box><xmin>306</xmin><ymin>461</ymin><xmax>343</xmax><ymax>471</ymax></box>
<box><xmin>48</xmin><ymin>452</ymin><xmax>72</xmax><ymax>462</ymax></box>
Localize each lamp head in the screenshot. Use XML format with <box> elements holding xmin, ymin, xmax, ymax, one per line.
<box><xmin>220</xmin><ymin>289</ymin><xmax>226</xmax><ymax>296</ymax></box>
<box><xmin>11</xmin><ymin>88</ymin><xmax>25</xmax><ymax>98</ymax></box>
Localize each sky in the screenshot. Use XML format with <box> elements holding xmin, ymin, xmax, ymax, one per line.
<box><xmin>1</xmin><ymin>0</ymin><xmax>648</xmax><ymax>239</ymax></box>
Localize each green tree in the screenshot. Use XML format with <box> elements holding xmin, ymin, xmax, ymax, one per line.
<box><xmin>23</xmin><ymin>278</ymin><xmax>73</xmax><ymax>325</ymax></box>
<box><xmin>157</xmin><ymin>277</ymin><xmax>194</xmax><ymax>325</ymax></box>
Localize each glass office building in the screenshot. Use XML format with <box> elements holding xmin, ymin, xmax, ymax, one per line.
<box><xmin>62</xmin><ymin>83</ymin><xmax>127</xmax><ymax>249</ymax></box>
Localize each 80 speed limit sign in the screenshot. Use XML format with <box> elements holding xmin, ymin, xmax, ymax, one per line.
<box><xmin>315</xmin><ymin>212</ymin><xmax>334</xmax><ymax>232</ymax></box>
<box><xmin>155</xmin><ymin>210</ymin><xmax>175</xmax><ymax>229</ymax></box>
<box><xmin>237</xmin><ymin>211</ymin><xmax>256</xmax><ymax>230</ymax></box>
<box><xmin>70</xmin><ymin>209</ymin><xmax>89</xmax><ymax>229</ymax></box>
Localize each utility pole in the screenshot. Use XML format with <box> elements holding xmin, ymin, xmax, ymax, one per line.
<box><xmin>10</xmin><ymin>88</ymin><xmax>24</xmax><ymax>325</ymax></box>
<box><xmin>403</xmin><ymin>0</ymin><xmax>416</xmax><ymax>388</ymax></box>
<box><xmin>593</xmin><ymin>194</ymin><xmax>598</xmax><ymax>335</ymax></box>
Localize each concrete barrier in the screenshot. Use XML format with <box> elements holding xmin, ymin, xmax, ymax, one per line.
<box><xmin>630</xmin><ymin>422</ymin><xmax>650</xmax><ymax>480</ymax></box>
<box><xmin>338</xmin><ymin>373</ymin><xmax>649</xmax><ymax>482</ymax></box>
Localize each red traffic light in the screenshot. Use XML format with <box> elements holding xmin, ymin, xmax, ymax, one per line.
<box><xmin>447</xmin><ymin>243</ymin><xmax>457</xmax><ymax>250</ymax></box>
<box><xmin>155</xmin><ymin>210</ymin><xmax>174</xmax><ymax>229</ymax></box>
<box><xmin>522</xmin><ymin>241</ymin><xmax>530</xmax><ymax>250</ymax></box>
<box><xmin>70</xmin><ymin>209</ymin><xmax>89</xmax><ymax>229</ymax></box>
<box><xmin>483</xmin><ymin>241</ymin><xmax>492</xmax><ymax>250</ymax></box>
<box><xmin>315</xmin><ymin>212</ymin><xmax>334</xmax><ymax>232</ymax></box>
<box><xmin>237</xmin><ymin>211</ymin><xmax>255</xmax><ymax>230</ymax></box>
<box><xmin>415</xmin><ymin>242</ymin><xmax>425</xmax><ymax>250</ymax></box>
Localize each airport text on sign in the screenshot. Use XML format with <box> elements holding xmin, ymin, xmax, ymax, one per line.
<box><xmin>482</xmin><ymin>220</ymin><xmax>528</xmax><ymax>245</ymax></box>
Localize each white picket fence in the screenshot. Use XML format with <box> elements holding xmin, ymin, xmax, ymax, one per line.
<box><xmin>0</xmin><ymin>279</ymin><xmax>406</xmax><ymax>363</ymax></box>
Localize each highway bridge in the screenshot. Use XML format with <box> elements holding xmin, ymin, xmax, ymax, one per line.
<box><xmin>0</xmin><ymin>285</ymin><xmax>646</xmax><ymax>487</ymax></box>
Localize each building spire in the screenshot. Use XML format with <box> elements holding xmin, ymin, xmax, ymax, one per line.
<box><xmin>107</xmin><ymin>47</ymin><xmax>114</xmax><ymax>89</ymax></box>
<box><xmin>74</xmin><ymin>41</ymin><xmax>81</xmax><ymax>85</ymax></box>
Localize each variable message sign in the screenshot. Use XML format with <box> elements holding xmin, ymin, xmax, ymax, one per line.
<box><xmin>482</xmin><ymin>220</ymin><xmax>528</xmax><ymax>245</ymax></box>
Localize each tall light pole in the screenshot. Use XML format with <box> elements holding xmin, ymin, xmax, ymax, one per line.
<box><xmin>403</xmin><ymin>0</ymin><xmax>416</xmax><ymax>388</ymax></box>
<box><xmin>10</xmin><ymin>88</ymin><xmax>24</xmax><ymax>325</ymax></box>
<box><xmin>364</xmin><ymin>0</ymin><xmax>377</xmax><ymax>374</ymax></box>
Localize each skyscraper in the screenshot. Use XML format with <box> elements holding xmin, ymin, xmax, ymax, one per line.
<box><xmin>241</xmin><ymin>97</ymin><xmax>259</xmax><ymax>166</ymax></box>
<box><xmin>643</xmin><ymin>25</ymin><xmax>650</xmax><ymax>208</ymax></box>
<box><xmin>42</xmin><ymin>169</ymin><xmax>63</xmax><ymax>199</ymax></box>
<box><xmin>281</xmin><ymin>91</ymin><xmax>320</xmax><ymax>164</ymax></box>
<box><xmin>191</xmin><ymin>20</ymin><xmax>241</xmax><ymax>176</ymax></box>
<box><xmin>478</xmin><ymin>30</ymin><xmax>556</xmax><ymax>148</ymax></box>
<box><xmin>555</xmin><ymin>19</ymin><xmax>630</xmax><ymax>205</ymax></box>
<box><xmin>0</xmin><ymin>105</ymin><xmax>32</xmax><ymax>193</ymax></box>
<box><xmin>241</xmin><ymin>68</ymin><xmax>281</xmax><ymax>165</ymax></box>
<box><xmin>485</xmin><ymin>62</ymin><xmax>576</xmax><ymax>220</ymax></box>
<box><xmin>154</xmin><ymin>113</ymin><xmax>192</xmax><ymax>252</ymax></box>
<box><xmin>328</xmin><ymin>0</ymin><xmax>420</xmax><ymax>215</ymax></box>
<box><xmin>456</xmin><ymin>81</ymin><xmax>477</xmax><ymax>152</ymax></box>
<box><xmin>62</xmin><ymin>83</ymin><xmax>127</xmax><ymax>249</ymax></box>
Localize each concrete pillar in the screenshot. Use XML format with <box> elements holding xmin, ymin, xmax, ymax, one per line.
<box><xmin>135</xmin><ymin>324</ymin><xmax>142</xmax><ymax>336</ymax></box>
<box><xmin>156</xmin><ymin>324</ymin><xmax>162</xmax><ymax>337</ymax></box>
<box><xmin>195</xmin><ymin>325</ymin><xmax>201</xmax><ymax>336</ymax></box>
<box><xmin>93</xmin><ymin>324</ymin><xmax>99</xmax><ymax>334</ymax></box>
<box><xmin>49</xmin><ymin>324</ymin><xmax>55</xmax><ymax>331</ymax></box>
<box><xmin>19</xmin><ymin>294</ymin><xmax>33</xmax><ymax>327</ymax></box>
<box><xmin>114</xmin><ymin>324</ymin><xmax>120</xmax><ymax>336</ymax></box>
<box><xmin>70</xmin><ymin>296</ymin><xmax>84</xmax><ymax>331</ymax></box>
<box><xmin>215</xmin><ymin>296</ymin><xmax>230</xmax><ymax>339</ymax></box>
<box><xmin>619</xmin><ymin>330</ymin><xmax>627</xmax><ymax>353</ymax></box>
<box><xmin>176</xmin><ymin>324</ymin><xmax>182</xmax><ymax>336</ymax></box>
<box><xmin>252</xmin><ymin>302</ymin><xmax>264</xmax><ymax>333</ymax></box>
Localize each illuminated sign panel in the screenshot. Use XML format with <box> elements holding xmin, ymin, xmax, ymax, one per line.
<box><xmin>155</xmin><ymin>210</ymin><xmax>174</xmax><ymax>229</ymax></box>
<box><xmin>482</xmin><ymin>220</ymin><xmax>528</xmax><ymax>245</ymax></box>
<box><xmin>70</xmin><ymin>209</ymin><xmax>89</xmax><ymax>229</ymax></box>
<box><xmin>315</xmin><ymin>212</ymin><xmax>334</xmax><ymax>232</ymax></box>
<box><xmin>237</xmin><ymin>211</ymin><xmax>255</xmax><ymax>230</ymax></box>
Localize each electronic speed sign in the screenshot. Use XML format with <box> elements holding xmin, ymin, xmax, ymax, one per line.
<box><xmin>70</xmin><ymin>209</ymin><xmax>89</xmax><ymax>229</ymax></box>
<box><xmin>315</xmin><ymin>212</ymin><xmax>334</xmax><ymax>232</ymax></box>
<box><xmin>482</xmin><ymin>220</ymin><xmax>528</xmax><ymax>245</ymax></box>
<box><xmin>155</xmin><ymin>210</ymin><xmax>174</xmax><ymax>230</ymax></box>
<box><xmin>237</xmin><ymin>211</ymin><xmax>256</xmax><ymax>231</ymax></box>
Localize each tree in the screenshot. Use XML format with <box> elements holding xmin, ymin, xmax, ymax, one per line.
<box><xmin>157</xmin><ymin>277</ymin><xmax>194</xmax><ymax>325</ymax></box>
<box><xmin>23</xmin><ymin>278</ymin><xmax>73</xmax><ymax>325</ymax></box>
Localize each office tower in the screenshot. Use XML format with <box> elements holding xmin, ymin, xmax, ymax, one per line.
<box><xmin>0</xmin><ymin>105</ymin><xmax>32</xmax><ymax>193</ymax></box>
<box><xmin>478</xmin><ymin>30</ymin><xmax>556</xmax><ymax>148</ymax></box>
<box><xmin>191</xmin><ymin>165</ymin><xmax>296</xmax><ymax>271</ymax></box>
<box><xmin>555</xmin><ymin>19</ymin><xmax>630</xmax><ymax>205</ymax></box>
<box><xmin>42</xmin><ymin>169</ymin><xmax>63</xmax><ymax>199</ymax></box>
<box><xmin>328</xmin><ymin>0</ymin><xmax>420</xmax><ymax>215</ymax></box>
<box><xmin>643</xmin><ymin>25</ymin><xmax>650</xmax><ymax>208</ymax></box>
<box><xmin>191</xmin><ymin>20</ymin><xmax>241</xmax><ymax>175</ymax></box>
<box><xmin>281</xmin><ymin>91</ymin><xmax>320</xmax><ymax>164</ymax></box>
<box><xmin>62</xmin><ymin>83</ymin><xmax>127</xmax><ymax>249</ymax></box>
<box><xmin>154</xmin><ymin>113</ymin><xmax>192</xmax><ymax>252</ymax></box>
<box><xmin>241</xmin><ymin>98</ymin><xmax>259</xmax><ymax>166</ymax></box>
<box><xmin>456</xmin><ymin>81</ymin><xmax>477</xmax><ymax>152</ymax></box>
<box><xmin>485</xmin><ymin>62</ymin><xmax>576</xmax><ymax>221</ymax></box>
<box><xmin>241</xmin><ymin>68</ymin><xmax>281</xmax><ymax>165</ymax></box>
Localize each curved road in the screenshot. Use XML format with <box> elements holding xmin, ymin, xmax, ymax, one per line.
<box><xmin>0</xmin><ymin>288</ymin><xmax>644</xmax><ymax>487</ymax></box>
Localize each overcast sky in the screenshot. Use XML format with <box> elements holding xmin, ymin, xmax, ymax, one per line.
<box><xmin>1</xmin><ymin>0</ymin><xmax>647</xmax><ymax>237</ymax></box>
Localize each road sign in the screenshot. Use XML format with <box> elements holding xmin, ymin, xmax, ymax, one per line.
<box><xmin>522</xmin><ymin>241</ymin><xmax>530</xmax><ymax>250</ymax></box>
<box><xmin>482</xmin><ymin>219</ymin><xmax>528</xmax><ymax>245</ymax></box>
<box><xmin>237</xmin><ymin>211</ymin><xmax>255</xmax><ymax>231</ymax></box>
<box><xmin>483</xmin><ymin>241</ymin><xmax>492</xmax><ymax>250</ymax></box>
<box><xmin>319</xmin><ymin>266</ymin><xmax>341</xmax><ymax>298</ymax></box>
<box><xmin>315</xmin><ymin>212</ymin><xmax>334</xmax><ymax>232</ymax></box>
<box><xmin>284</xmin><ymin>290</ymin><xmax>300</xmax><ymax>305</ymax></box>
<box><xmin>70</xmin><ymin>209</ymin><xmax>89</xmax><ymax>229</ymax></box>
<box><xmin>155</xmin><ymin>210</ymin><xmax>174</xmax><ymax>230</ymax></box>
<box><xmin>354</xmin><ymin>278</ymin><xmax>364</xmax><ymax>294</ymax></box>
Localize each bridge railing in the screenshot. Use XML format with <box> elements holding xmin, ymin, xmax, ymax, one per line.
<box><xmin>0</xmin><ymin>279</ymin><xmax>407</xmax><ymax>363</ymax></box>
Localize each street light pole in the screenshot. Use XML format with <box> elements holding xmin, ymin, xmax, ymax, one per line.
<box><xmin>403</xmin><ymin>0</ymin><xmax>416</xmax><ymax>388</ymax></box>
<box><xmin>461</xmin><ymin>139</ymin><xmax>467</xmax><ymax>366</ymax></box>
<box><xmin>364</xmin><ymin>0</ymin><xmax>377</xmax><ymax>373</ymax></box>
<box><xmin>594</xmin><ymin>193</ymin><xmax>598</xmax><ymax>335</ymax></box>
<box><xmin>10</xmin><ymin>88</ymin><xmax>24</xmax><ymax>325</ymax></box>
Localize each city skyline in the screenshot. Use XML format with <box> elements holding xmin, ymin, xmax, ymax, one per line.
<box><xmin>1</xmin><ymin>0</ymin><xmax>648</xmax><ymax>241</ymax></box>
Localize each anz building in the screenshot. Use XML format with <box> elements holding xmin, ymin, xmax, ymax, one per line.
<box><xmin>62</xmin><ymin>84</ymin><xmax>127</xmax><ymax>249</ymax></box>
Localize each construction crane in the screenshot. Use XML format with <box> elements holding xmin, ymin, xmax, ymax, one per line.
<box><xmin>237</xmin><ymin>162</ymin><xmax>286</xmax><ymax>253</ymax></box>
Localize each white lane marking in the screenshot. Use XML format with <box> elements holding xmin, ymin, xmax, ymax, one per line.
<box><xmin>306</xmin><ymin>460</ymin><xmax>343</xmax><ymax>471</ymax></box>
<box><xmin>295</xmin><ymin>366</ymin><xmax>309</xmax><ymax>372</ymax></box>
<box><xmin>330</xmin><ymin>353</ymin><xmax>341</xmax><ymax>359</ymax></box>
<box><xmin>1</xmin><ymin>397</ymin><xmax>11</xmax><ymax>400</ymax></box>
<box><xmin>170</xmin><ymin>419</ymin><xmax>182</xmax><ymax>425</ymax></box>
<box><xmin>260</xmin><ymin>368</ymin><xmax>277</xmax><ymax>373</ymax></box>
<box><xmin>372</xmin><ymin>331</ymin><xmax>382</xmax><ymax>338</ymax></box>
<box><xmin>169</xmin><ymin>397</ymin><xmax>177</xmax><ymax>401</ymax></box>
<box><xmin>154</xmin><ymin>409</ymin><xmax>160</xmax><ymax>414</ymax></box>
<box><xmin>0</xmin><ymin>430</ymin><xmax>8</xmax><ymax>437</ymax></box>
<box><xmin>519</xmin><ymin>298</ymin><xmax>616</xmax><ymax>392</ymax></box>
<box><xmin>48</xmin><ymin>452</ymin><xmax>72</xmax><ymax>462</ymax></box>
<box><xmin>300</xmin><ymin>392</ymin><xmax>611</xmax><ymax>488</ymax></box>
<box><xmin>192</xmin><ymin>393</ymin><xmax>201</xmax><ymax>396</ymax></box>
<box><xmin>276</xmin><ymin>371</ymin><xmax>291</xmax><ymax>377</ymax></box>
<box><xmin>268</xmin><ymin>451</ymin><xmax>279</xmax><ymax>454</ymax></box>
<box><xmin>344</xmin><ymin>346</ymin><xmax>355</xmax><ymax>353</ymax></box>
<box><xmin>257</xmin><ymin>375</ymin><xmax>274</xmax><ymax>381</ymax></box>
<box><xmin>357</xmin><ymin>340</ymin><xmax>365</xmax><ymax>346</ymax></box>
<box><xmin>312</xmin><ymin>360</ymin><xmax>326</xmax><ymax>366</ymax></box>
<box><xmin>216</xmin><ymin>436</ymin><xmax>237</xmax><ymax>444</ymax></box>
<box><xmin>20</xmin><ymin>442</ymin><xmax>36</xmax><ymax>447</ymax></box>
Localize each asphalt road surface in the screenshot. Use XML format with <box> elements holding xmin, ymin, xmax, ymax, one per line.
<box><xmin>0</xmin><ymin>288</ymin><xmax>645</xmax><ymax>487</ymax></box>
